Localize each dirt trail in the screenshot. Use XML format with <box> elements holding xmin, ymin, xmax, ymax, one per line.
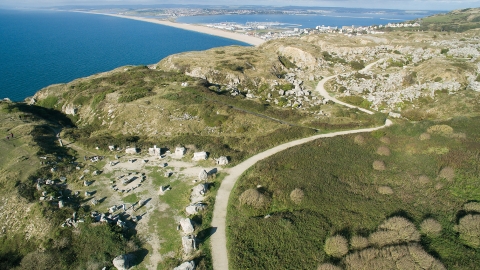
<box><xmin>210</xmin><ymin>60</ymin><xmax>389</xmax><ymax>270</ymax></box>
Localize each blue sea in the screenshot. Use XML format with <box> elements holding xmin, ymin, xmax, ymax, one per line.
<box><xmin>0</xmin><ymin>9</ymin><xmax>248</xmax><ymax>101</ymax></box>
<box><xmin>0</xmin><ymin>9</ymin><xmax>442</xmax><ymax>102</ymax></box>
<box><xmin>176</xmin><ymin>12</ymin><xmax>440</xmax><ymax>29</ymax></box>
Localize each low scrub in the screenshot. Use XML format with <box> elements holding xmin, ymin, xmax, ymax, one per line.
<box><xmin>368</xmin><ymin>216</ymin><xmax>420</xmax><ymax>247</ymax></box>
<box><xmin>290</xmin><ymin>188</ymin><xmax>304</xmax><ymax>204</ymax></box>
<box><xmin>324</xmin><ymin>235</ymin><xmax>349</xmax><ymax>258</ymax></box>
<box><xmin>239</xmin><ymin>188</ymin><xmax>271</xmax><ymax>209</ymax></box>
<box><xmin>420</xmin><ymin>218</ymin><xmax>442</xmax><ymax>236</ymax></box>
<box><xmin>372</xmin><ymin>160</ymin><xmax>386</xmax><ymax>171</ymax></box>
<box><xmin>456</xmin><ymin>214</ymin><xmax>480</xmax><ymax>248</ymax></box>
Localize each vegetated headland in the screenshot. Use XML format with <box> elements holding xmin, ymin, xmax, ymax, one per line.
<box><xmin>1</xmin><ymin>6</ymin><xmax>480</xmax><ymax>270</ymax></box>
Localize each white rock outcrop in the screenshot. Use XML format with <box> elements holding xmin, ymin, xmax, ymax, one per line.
<box><xmin>174</xmin><ymin>261</ymin><xmax>196</xmax><ymax>270</ymax></box>
<box><xmin>180</xmin><ymin>218</ymin><xmax>194</xmax><ymax>234</ymax></box>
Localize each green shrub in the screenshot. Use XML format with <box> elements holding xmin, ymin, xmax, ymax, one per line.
<box><xmin>278</xmin><ymin>55</ymin><xmax>297</xmax><ymax>69</ymax></box>
<box><xmin>277</xmin><ymin>83</ymin><xmax>294</xmax><ymax>91</ymax></box>
<box><xmin>350</xmin><ymin>61</ymin><xmax>365</xmax><ymax>70</ymax></box>
<box><xmin>118</xmin><ymin>87</ymin><xmax>152</xmax><ymax>103</ymax></box>
<box><xmin>37</xmin><ymin>96</ymin><xmax>58</xmax><ymax>109</ymax></box>
<box><xmin>73</xmin><ymin>95</ymin><xmax>90</xmax><ymax>105</ymax></box>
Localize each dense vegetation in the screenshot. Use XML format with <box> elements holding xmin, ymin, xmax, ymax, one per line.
<box><xmin>227</xmin><ymin>116</ymin><xmax>480</xmax><ymax>269</ymax></box>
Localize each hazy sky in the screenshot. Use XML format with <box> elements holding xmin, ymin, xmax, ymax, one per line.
<box><xmin>1</xmin><ymin>0</ymin><xmax>479</xmax><ymax>11</ymax></box>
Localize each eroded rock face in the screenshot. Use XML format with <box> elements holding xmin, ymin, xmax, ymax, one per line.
<box><xmin>62</xmin><ymin>103</ymin><xmax>78</xmax><ymax>116</ymax></box>
<box><xmin>278</xmin><ymin>46</ymin><xmax>317</xmax><ymax>70</ymax></box>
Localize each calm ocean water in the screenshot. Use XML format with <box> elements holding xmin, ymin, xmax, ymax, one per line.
<box><xmin>176</xmin><ymin>12</ymin><xmax>440</xmax><ymax>29</ymax></box>
<box><xmin>0</xmin><ymin>9</ymin><xmax>248</xmax><ymax>101</ymax></box>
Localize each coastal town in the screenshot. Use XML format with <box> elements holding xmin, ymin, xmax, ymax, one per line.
<box><xmin>74</xmin><ymin>6</ymin><xmax>427</xmax><ymax>41</ymax></box>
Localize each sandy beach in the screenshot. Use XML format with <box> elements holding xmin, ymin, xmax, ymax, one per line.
<box><xmin>76</xmin><ymin>11</ymin><xmax>265</xmax><ymax>46</ymax></box>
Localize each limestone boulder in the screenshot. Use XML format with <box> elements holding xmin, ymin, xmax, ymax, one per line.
<box><xmin>112</xmin><ymin>254</ymin><xmax>135</xmax><ymax>270</ymax></box>
<box><xmin>174</xmin><ymin>261</ymin><xmax>196</xmax><ymax>270</ymax></box>
<box><xmin>198</xmin><ymin>170</ymin><xmax>208</xmax><ymax>181</ymax></box>
<box><xmin>180</xmin><ymin>218</ymin><xmax>194</xmax><ymax>234</ymax></box>
<box><xmin>182</xmin><ymin>235</ymin><xmax>197</xmax><ymax>254</ymax></box>
<box><xmin>185</xmin><ymin>203</ymin><xmax>206</xmax><ymax>215</ymax></box>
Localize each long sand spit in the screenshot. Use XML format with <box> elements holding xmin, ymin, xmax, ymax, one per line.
<box><xmin>73</xmin><ymin>11</ymin><xmax>265</xmax><ymax>46</ymax></box>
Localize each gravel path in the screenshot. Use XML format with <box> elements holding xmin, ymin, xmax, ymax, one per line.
<box><xmin>210</xmin><ymin>60</ymin><xmax>390</xmax><ymax>269</ymax></box>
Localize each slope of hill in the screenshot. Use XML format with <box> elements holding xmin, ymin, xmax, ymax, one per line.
<box><xmin>2</xmin><ymin>9</ymin><xmax>480</xmax><ymax>270</ymax></box>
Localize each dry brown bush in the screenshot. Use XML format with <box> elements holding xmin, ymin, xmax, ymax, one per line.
<box><xmin>456</xmin><ymin>214</ymin><xmax>480</xmax><ymax>248</ymax></box>
<box><xmin>377</xmin><ymin>186</ymin><xmax>394</xmax><ymax>195</ymax></box>
<box><xmin>18</xmin><ymin>251</ymin><xmax>63</xmax><ymax>270</ymax></box>
<box><xmin>463</xmin><ymin>202</ymin><xmax>480</xmax><ymax>213</ymax></box>
<box><xmin>325</xmin><ymin>235</ymin><xmax>349</xmax><ymax>258</ymax></box>
<box><xmin>354</xmin><ymin>135</ymin><xmax>365</xmax><ymax>145</ymax></box>
<box><xmin>420</xmin><ymin>219</ymin><xmax>442</xmax><ymax>236</ymax></box>
<box><xmin>373</xmin><ymin>160</ymin><xmax>386</xmax><ymax>171</ymax></box>
<box><xmin>427</xmin><ymin>125</ymin><xmax>454</xmax><ymax>135</ymax></box>
<box><xmin>380</xmin><ymin>136</ymin><xmax>391</xmax><ymax>144</ymax></box>
<box><xmin>317</xmin><ymin>263</ymin><xmax>343</xmax><ymax>270</ymax></box>
<box><xmin>418</xmin><ymin>175</ymin><xmax>431</xmax><ymax>185</ymax></box>
<box><xmin>239</xmin><ymin>188</ymin><xmax>271</xmax><ymax>209</ymax></box>
<box><xmin>290</xmin><ymin>188</ymin><xmax>305</xmax><ymax>204</ymax></box>
<box><xmin>376</xmin><ymin>146</ymin><xmax>391</xmax><ymax>156</ymax></box>
<box><xmin>350</xmin><ymin>236</ymin><xmax>369</xmax><ymax>250</ymax></box>
<box><xmin>343</xmin><ymin>244</ymin><xmax>445</xmax><ymax>270</ymax></box>
<box><xmin>369</xmin><ymin>216</ymin><xmax>420</xmax><ymax>247</ymax></box>
<box><xmin>419</xmin><ymin>133</ymin><xmax>431</xmax><ymax>140</ymax></box>
<box><xmin>438</xmin><ymin>167</ymin><xmax>455</xmax><ymax>181</ymax></box>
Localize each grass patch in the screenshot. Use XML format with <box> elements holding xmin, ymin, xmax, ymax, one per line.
<box><xmin>122</xmin><ymin>193</ymin><xmax>140</xmax><ymax>204</ymax></box>
<box><xmin>227</xmin><ymin>117</ymin><xmax>480</xmax><ymax>270</ymax></box>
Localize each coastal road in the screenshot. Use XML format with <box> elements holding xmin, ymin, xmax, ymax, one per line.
<box><xmin>210</xmin><ymin>60</ymin><xmax>389</xmax><ymax>269</ymax></box>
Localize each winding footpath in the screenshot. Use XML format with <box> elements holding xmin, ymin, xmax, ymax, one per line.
<box><xmin>210</xmin><ymin>60</ymin><xmax>391</xmax><ymax>270</ymax></box>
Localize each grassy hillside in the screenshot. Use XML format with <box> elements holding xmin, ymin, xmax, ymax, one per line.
<box><xmin>227</xmin><ymin>117</ymin><xmax>480</xmax><ymax>269</ymax></box>
<box><xmin>418</xmin><ymin>8</ymin><xmax>480</xmax><ymax>32</ymax></box>
<box><xmin>6</xmin><ymin>11</ymin><xmax>480</xmax><ymax>269</ymax></box>
<box><xmin>0</xmin><ymin>101</ymin><xmax>142</xmax><ymax>270</ymax></box>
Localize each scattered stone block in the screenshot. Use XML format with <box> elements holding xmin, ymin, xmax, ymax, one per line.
<box><xmin>185</xmin><ymin>203</ymin><xmax>206</xmax><ymax>215</ymax></box>
<box><xmin>174</xmin><ymin>261</ymin><xmax>195</xmax><ymax>270</ymax></box>
<box><xmin>125</xmin><ymin>147</ymin><xmax>138</xmax><ymax>154</ymax></box>
<box><xmin>181</xmin><ymin>235</ymin><xmax>197</xmax><ymax>254</ymax></box>
<box><xmin>192</xmin><ymin>151</ymin><xmax>208</xmax><ymax>161</ymax></box>
<box><xmin>180</xmin><ymin>218</ymin><xmax>194</xmax><ymax>234</ymax></box>
<box><xmin>215</xmin><ymin>156</ymin><xmax>229</xmax><ymax>165</ymax></box>
<box><xmin>112</xmin><ymin>254</ymin><xmax>135</xmax><ymax>270</ymax></box>
<box><xmin>197</xmin><ymin>170</ymin><xmax>207</xmax><ymax>182</ymax></box>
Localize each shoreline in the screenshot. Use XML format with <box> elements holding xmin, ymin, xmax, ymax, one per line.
<box><xmin>73</xmin><ymin>11</ymin><xmax>265</xmax><ymax>46</ymax></box>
